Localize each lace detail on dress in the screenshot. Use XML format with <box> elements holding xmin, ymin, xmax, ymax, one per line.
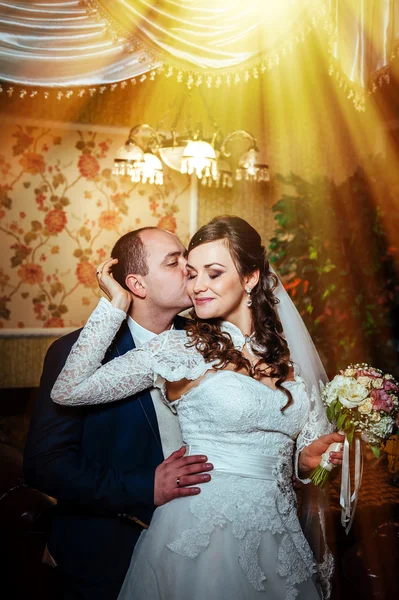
<box><xmin>50</xmin><ymin>297</ymin><xmax>153</xmax><ymax>405</ymax></box>
<box><xmin>167</xmin><ymin>472</ymin><xmax>281</xmax><ymax>592</ymax></box>
<box><xmin>273</xmin><ymin>445</ymin><xmax>317</xmax><ymax>600</ymax></box>
<box><xmin>294</xmin><ymin>384</ymin><xmax>334</xmax><ymax>484</ymax></box>
<box><xmin>167</xmin><ymin>448</ymin><xmax>316</xmax><ymax>599</ymax></box>
<box><xmin>292</xmin><ymin>380</ymin><xmax>335</xmax><ymax>599</ymax></box>
<box><xmin>151</xmin><ymin>330</ymin><xmax>211</xmax><ymax>385</ymax></box>
<box><xmin>51</xmin><ymin>298</ymin><xmax>209</xmax><ymax>407</ymax></box>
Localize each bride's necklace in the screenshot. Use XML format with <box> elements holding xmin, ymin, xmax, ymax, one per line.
<box><xmin>243</xmin><ymin>333</ymin><xmax>256</xmax><ymax>350</ymax></box>
<box><xmin>220</xmin><ymin>321</ymin><xmax>262</xmax><ymax>368</ymax></box>
<box><xmin>243</xmin><ymin>334</ymin><xmax>259</xmax><ymax>368</ymax></box>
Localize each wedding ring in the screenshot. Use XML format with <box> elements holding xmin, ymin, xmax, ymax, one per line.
<box><xmin>176</xmin><ymin>477</ymin><xmax>181</xmax><ymax>487</ymax></box>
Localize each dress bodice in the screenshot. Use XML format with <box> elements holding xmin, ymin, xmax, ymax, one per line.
<box><xmin>174</xmin><ymin>370</ymin><xmax>310</xmax><ymax>458</ymax></box>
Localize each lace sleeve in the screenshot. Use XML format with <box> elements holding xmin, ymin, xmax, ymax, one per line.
<box><xmin>294</xmin><ymin>383</ymin><xmax>334</xmax><ymax>484</ymax></box>
<box><xmin>51</xmin><ymin>298</ymin><xmax>208</xmax><ymax>407</ymax></box>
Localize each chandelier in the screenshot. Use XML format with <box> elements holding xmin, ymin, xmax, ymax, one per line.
<box><xmin>113</xmin><ymin>124</ymin><xmax>164</xmax><ymax>186</ymax></box>
<box><xmin>113</xmin><ymin>95</ymin><xmax>269</xmax><ymax>186</ymax></box>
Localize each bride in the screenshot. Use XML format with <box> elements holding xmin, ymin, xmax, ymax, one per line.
<box><xmin>52</xmin><ymin>215</ymin><xmax>343</xmax><ymax>600</ymax></box>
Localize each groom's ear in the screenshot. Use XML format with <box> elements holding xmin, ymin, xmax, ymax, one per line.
<box><xmin>125</xmin><ymin>274</ymin><xmax>147</xmax><ymax>299</ymax></box>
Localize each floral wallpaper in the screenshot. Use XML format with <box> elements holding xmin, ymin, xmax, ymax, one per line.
<box><xmin>0</xmin><ymin>121</ymin><xmax>191</xmax><ymax>330</ymax></box>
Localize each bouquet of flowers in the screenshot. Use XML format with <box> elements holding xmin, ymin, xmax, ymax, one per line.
<box><xmin>311</xmin><ymin>363</ymin><xmax>399</xmax><ymax>489</ymax></box>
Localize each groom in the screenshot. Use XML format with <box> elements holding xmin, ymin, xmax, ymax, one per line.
<box><xmin>24</xmin><ymin>227</ymin><xmax>213</xmax><ymax>600</ymax></box>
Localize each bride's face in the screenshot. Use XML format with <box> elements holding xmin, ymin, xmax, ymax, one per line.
<box><xmin>186</xmin><ymin>240</ymin><xmax>248</xmax><ymax>322</ymax></box>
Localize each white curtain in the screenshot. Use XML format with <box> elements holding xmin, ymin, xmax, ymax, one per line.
<box><xmin>0</xmin><ymin>0</ymin><xmax>398</xmax><ymax>89</ymax></box>
<box><xmin>0</xmin><ymin>0</ymin><xmax>161</xmax><ymax>86</ymax></box>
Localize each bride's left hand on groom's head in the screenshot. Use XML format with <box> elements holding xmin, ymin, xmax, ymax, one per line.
<box><xmin>96</xmin><ymin>257</ymin><xmax>133</xmax><ymax>313</ymax></box>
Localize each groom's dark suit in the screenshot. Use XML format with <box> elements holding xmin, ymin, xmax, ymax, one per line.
<box><xmin>24</xmin><ymin>315</ymin><xmax>185</xmax><ymax>600</ymax></box>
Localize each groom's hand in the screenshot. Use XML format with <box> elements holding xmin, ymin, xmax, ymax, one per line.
<box><xmin>154</xmin><ymin>446</ymin><xmax>213</xmax><ymax>506</ymax></box>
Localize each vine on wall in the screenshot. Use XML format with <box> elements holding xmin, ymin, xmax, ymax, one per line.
<box><xmin>0</xmin><ymin>125</ymin><xmax>190</xmax><ymax>328</ymax></box>
<box><xmin>269</xmin><ymin>162</ymin><xmax>399</xmax><ymax>377</ymax></box>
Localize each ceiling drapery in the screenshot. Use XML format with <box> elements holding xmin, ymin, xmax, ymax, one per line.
<box><xmin>95</xmin><ymin>0</ymin><xmax>318</xmax><ymax>70</ymax></box>
<box><xmin>0</xmin><ymin>0</ymin><xmax>160</xmax><ymax>86</ymax></box>
<box><xmin>0</xmin><ymin>1</ymin><xmax>398</xmax><ymax>103</ymax></box>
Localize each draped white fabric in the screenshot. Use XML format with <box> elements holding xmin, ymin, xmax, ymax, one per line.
<box><xmin>330</xmin><ymin>0</ymin><xmax>399</xmax><ymax>88</ymax></box>
<box><xmin>0</xmin><ymin>0</ymin><xmax>397</xmax><ymax>89</ymax></box>
<box><xmin>97</xmin><ymin>0</ymin><xmax>317</xmax><ymax>70</ymax></box>
<box><xmin>0</xmin><ymin>1</ymin><xmax>161</xmax><ymax>86</ymax></box>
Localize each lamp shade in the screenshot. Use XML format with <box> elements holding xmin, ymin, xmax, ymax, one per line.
<box><xmin>113</xmin><ymin>142</ymin><xmax>144</xmax><ymax>176</ymax></box>
<box><xmin>139</xmin><ymin>153</ymin><xmax>164</xmax><ymax>185</ymax></box>
<box><xmin>159</xmin><ymin>144</ymin><xmax>186</xmax><ymax>172</ymax></box>
<box><xmin>181</xmin><ymin>140</ymin><xmax>217</xmax><ymax>180</ymax></box>
<box><xmin>236</xmin><ymin>148</ymin><xmax>269</xmax><ymax>182</ymax></box>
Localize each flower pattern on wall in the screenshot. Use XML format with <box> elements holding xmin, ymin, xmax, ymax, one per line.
<box><xmin>0</xmin><ymin>123</ymin><xmax>191</xmax><ymax>329</ymax></box>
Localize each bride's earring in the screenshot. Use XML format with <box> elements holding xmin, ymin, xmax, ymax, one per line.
<box><xmin>245</xmin><ymin>287</ymin><xmax>252</xmax><ymax>307</ymax></box>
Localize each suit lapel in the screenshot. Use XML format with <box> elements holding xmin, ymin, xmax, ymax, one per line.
<box><xmin>103</xmin><ymin>316</ymin><xmax>187</xmax><ymax>453</ymax></box>
<box><xmin>108</xmin><ymin>320</ymin><xmax>135</xmax><ymax>355</ymax></box>
<box><xmin>104</xmin><ymin>320</ymin><xmax>163</xmax><ymax>451</ymax></box>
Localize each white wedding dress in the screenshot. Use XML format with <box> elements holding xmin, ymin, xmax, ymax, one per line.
<box><xmin>52</xmin><ymin>299</ymin><xmax>333</xmax><ymax>600</ymax></box>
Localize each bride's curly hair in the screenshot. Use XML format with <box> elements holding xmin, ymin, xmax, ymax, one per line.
<box><xmin>185</xmin><ymin>215</ymin><xmax>293</xmax><ymax>411</ymax></box>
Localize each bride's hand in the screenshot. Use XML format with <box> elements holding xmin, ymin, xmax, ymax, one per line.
<box><xmin>298</xmin><ymin>432</ymin><xmax>344</xmax><ymax>476</ymax></box>
<box><xmin>96</xmin><ymin>258</ymin><xmax>132</xmax><ymax>313</ymax></box>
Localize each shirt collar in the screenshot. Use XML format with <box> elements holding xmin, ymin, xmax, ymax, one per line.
<box><xmin>127</xmin><ymin>315</ymin><xmax>174</xmax><ymax>348</ymax></box>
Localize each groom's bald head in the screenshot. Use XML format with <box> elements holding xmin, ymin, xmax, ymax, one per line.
<box><xmin>111</xmin><ymin>227</ymin><xmax>157</xmax><ymax>290</ymax></box>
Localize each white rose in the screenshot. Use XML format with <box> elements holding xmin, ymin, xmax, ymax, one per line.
<box><xmin>344</xmin><ymin>368</ymin><xmax>356</xmax><ymax>377</ymax></box>
<box><xmin>337</xmin><ymin>380</ymin><xmax>369</xmax><ymax>408</ymax></box>
<box><xmin>372</xmin><ymin>378</ymin><xmax>383</xmax><ymax>389</ymax></box>
<box><xmin>325</xmin><ymin>375</ymin><xmax>347</xmax><ymax>405</ymax></box>
<box><xmin>358</xmin><ymin>398</ymin><xmax>372</xmax><ymax>414</ymax></box>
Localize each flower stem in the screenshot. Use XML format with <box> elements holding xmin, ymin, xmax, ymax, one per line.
<box><xmin>310</xmin><ymin>465</ymin><xmax>330</xmax><ymax>489</ymax></box>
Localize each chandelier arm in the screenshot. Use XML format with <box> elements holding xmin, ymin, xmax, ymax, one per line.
<box><xmin>219</xmin><ymin>130</ymin><xmax>258</xmax><ymax>157</ymax></box>
<box><xmin>211</xmin><ymin>130</ymin><xmax>219</xmax><ymax>147</ymax></box>
<box><xmin>127</xmin><ymin>124</ymin><xmax>163</xmax><ymax>150</ymax></box>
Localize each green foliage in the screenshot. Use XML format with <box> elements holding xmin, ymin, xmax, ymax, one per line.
<box><xmin>269</xmin><ymin>163</ymin><xmax>399</xmax><ymax>378</ymax></box>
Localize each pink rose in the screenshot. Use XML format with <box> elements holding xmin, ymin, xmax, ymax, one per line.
<box><xmin>357</xmin><ymin>368</ymin><xmax>380</xmax><ymax>378</ymax></box>
<box><xmin>371</xmin><ymin>389</ymin><xmax>394</xmax><ymax>413</ymax></box>
<box><xmin>383</xmin><ymin>379</ymin><xmax>399</xmax><ymax>393</ymax></box>
<box><xmin>369</xmin><ymin>369</ymin><xmax>382</xmax><ymax>377</ymax></box>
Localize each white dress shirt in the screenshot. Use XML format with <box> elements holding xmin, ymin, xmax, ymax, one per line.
<box><xmin>127</xmin><ymin>316</ymin><xmax>183</xmax><ymax>458</ymax></box>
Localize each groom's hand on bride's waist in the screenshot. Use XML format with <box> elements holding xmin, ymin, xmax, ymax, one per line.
<box><xmin>154</xmin><ymin>446</ymin><xmax>213</xmax><ymax>506</ymax></box>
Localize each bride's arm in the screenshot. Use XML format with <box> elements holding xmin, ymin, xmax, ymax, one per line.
<box><xmin>51</xmin><ymin>297</ymin><xmax>158</xmax><ymax>405</ymax></box>
<box><xmin>51</xmin><ymin>257</ymin><xmax>160</xmax><ymax>406</ymax></box>
<box><xmin>295</xmin><ymin>384</ymin><xmax>343</xmax><ymax>482</ymax></box>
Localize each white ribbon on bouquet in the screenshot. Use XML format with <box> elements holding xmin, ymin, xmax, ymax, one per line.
<box><xmin>340</xmin><ymin>434</ymin><xmax>364</xmax><ymax>534</ymax></box>
<box><xmin>320</xmin><ymin>431</ymin><xmax>364</xmax><ymax>533</ymax></box>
